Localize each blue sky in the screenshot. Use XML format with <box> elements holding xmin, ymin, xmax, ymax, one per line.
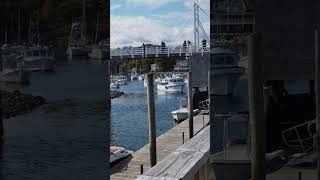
<box><xmin>111</xmin><ymin>0</ymin><xmax>209</xmax><ymax>48</ymax></box>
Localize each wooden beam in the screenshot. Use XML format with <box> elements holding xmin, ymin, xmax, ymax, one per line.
<box><xmin>188</xmin><ymin>72</ymin><xmax>194</xmax><ymax>138</ymax></box>
<box><xmin>248</xmin><ymin>33</ymin><xmax>266</xmax><ymax>180</ymax></box>
<box><xmin>147</xmin><ymin>73</ymin><xmax>157</xmax><ymax>167</ymax></box>
<box><xmin>314</xmin><ymin>29</ymin><xmax>320</xmax><ymax>180</ymax></box>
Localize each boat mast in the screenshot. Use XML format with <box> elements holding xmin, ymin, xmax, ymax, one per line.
<box><xmin>17</xmin><ymin>8</ymin><xmax>21</xmax><ymax>44</ymax></box>
<box><xmin>81</xmin><ymin>0</ymin><xmax>87</xmax><ymax>44</ymax></box>
<box><xmin>95</xmin><ymin>9</ymin><xmax>100</xmax><ymax>44</ymax></box>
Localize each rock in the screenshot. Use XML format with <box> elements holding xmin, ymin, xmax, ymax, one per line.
<box><xmin>1</xmin><ymin>90</ymin><xmax>47</xmax><ymax>119</ymax></box>
<box><xmin>110</xmin><ymin>90</ymin><xmax>124</xmax><ymax>99</ymax></box>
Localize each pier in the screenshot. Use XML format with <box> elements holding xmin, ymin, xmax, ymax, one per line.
<box><xmin>111</xmin><ymin>114</ymin><xmax>210</xmax><ymax>180</ymax></box>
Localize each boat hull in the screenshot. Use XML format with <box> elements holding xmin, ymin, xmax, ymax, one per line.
<box><xmin>67</xmin><ymin>47</ymin><xmax>89</xmax><ymax>57</ymax></box>
<box><xmin>212</xmin><ymin>161</ymin><xmax>251</xmax><ymax>180</ymax></box>
<box><xmin>0</xmin><ymin>69</ymin><xmax>31</xmax><ymax>84</ymax></box>
<box><xmin>89</xmin><ymin>48</ymin><xmax>108</xmax><ymax>59</ymax></box>
<box><xmin>23</xmin><ymin>57</ymin><xmax>55</xmax><ymax>71</ymax></box>
<box><xmin>157</xmin><ymin>84</ymin><xmax>185</xmax><ymax>93</ymax></box>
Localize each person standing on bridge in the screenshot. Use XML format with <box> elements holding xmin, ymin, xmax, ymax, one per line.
<box><xmin>161</xmin><ymin>41</ymin><xmax>166</xmax><ymax>54</ymax></box>
<box><xmin>202</xmin><ymin>39</ymin><xmax>207</xmax><ymax>50</ymax></box>
<box><xmin>143</xmin><ymin>43</ymin><xmax>145</xmax><ymax>58</ymax></box>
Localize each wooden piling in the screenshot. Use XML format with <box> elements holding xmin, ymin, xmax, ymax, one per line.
<box><xmin>314</xmin><ymin>29</ymin><xmax>320</xmax><ymax>180</ymax></box>
<box><xmin>147</xmin><ymin>73</ymin><xmax>157</xmax><ymax>167</ymax></box>
<box><xmin>188</xmin><ymin>72</ymin><xmax>194</xmax><ymax>138</ymax></box>
<box><xmin>248</xmin><ymin>33</ymin><xmax>266</xmax><ymax>180</ymax></box>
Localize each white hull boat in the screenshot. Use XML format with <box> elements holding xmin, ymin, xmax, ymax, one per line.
<box><xmin>20</xmin><ymin>47</ymin><xmax>56</xmax><ymax>71</ymax></box>
<box><xmin>157</xmin><ymin>77</ymin><xmax>185</xmax><ymax>93</ymax></box>
<box><xmin>0</xmin><ymin>69</ymin><xmax>31</xmax><ymax>84</ymax></box>
<box><xmin>171</xmin><ymin>107</ymin><xmax>200</xmax><ymax>121</ymax></box>
<box><xmin>89</xmin><ymin>47</ymin><xmax>108</xmax><ymax>59</ymax></box>
<box><xmin>66</xmin><ymin>46</ymin><xmax>89</xmax><ymax>57</ymax></box>
<box><xmin>110</xmin><ymin>82</ymin><xmax>119</xmax><ymax>90</ymax></box>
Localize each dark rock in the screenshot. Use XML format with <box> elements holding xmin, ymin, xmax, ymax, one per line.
<box><xmin>1</xmin><ymin>90</ymin><xmax>47</xmax><ymax>119</ymax></box>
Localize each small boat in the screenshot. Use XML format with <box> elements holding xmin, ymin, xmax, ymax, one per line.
<box><xmin>0</xmin><ymin>54</ymin><xmax>31</xmax><ymax>84</ymax></box>
<box><xmin>66</xmin><ymin>18</ymin><xmax>89</xmax><ymax>57</ymax></box>
<box><xmin>110</xmin><ymin>146</ymin><xmax>133</xmax><ymax>167</ymax></box>
<box><xmin>131</xmin><ymin>68</ymin><xmax>138</xmax><ymax>81</ymax></box>
<box><xmin>88</xmin><ymin>42</ymin><xmax>108</xmax><ymax>59</ymax></box>
<box><xmin>143</xmin><ymin>78</ymin><xmax>148</xmax><ymax>87</ymax></box>
<box><xmin>20</xmin><ymin>46</ymin><xmax>55</xmax><ymax>71</ymax></box>
<box><xmin>171</xmin><ymin>108</ymin><xmax>200</xmax><ymax>122</ymax></box>
<box><xmin>0</xmin><ymin>68</ymin><xmax>31</xmax><ymax>84</ymax></box>
<box><xmin>116</xmin><ymin>75</ymin><xmax>128</xmax><ymax>85</ymax></box>
<box><xmin>157</xmin><ymin>76</ymin><xmax>185</xmax><ymax>93</ymax></box>
<box><xmin>110</xmin><ymin>82</ymin><xmax>119</xmax><ymax>90</ymax></box>
<box><xmin>138</xmin><ymin>74</ymin><xmax>145</xmax><ymax>81</ymax></box>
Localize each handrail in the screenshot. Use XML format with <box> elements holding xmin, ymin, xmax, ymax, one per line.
<box><xmin>282</xmin><ymin>119</ymin><xmax>316</xmax><ymax>153</ymax></box>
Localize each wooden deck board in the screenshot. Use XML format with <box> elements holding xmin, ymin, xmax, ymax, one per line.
<box><xmin>111</xmin><ymin>114</ymin><xmax>210</xmax><ymax>180</ymax></box>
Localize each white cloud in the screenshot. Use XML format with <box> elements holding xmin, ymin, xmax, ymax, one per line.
<box><xmin>111</xmin><ymin>4</ymin><xmax>123</xmax><ymax>11</ymax></box>
<box><xmin>111</xmin><ymin>15</ymin><xmax>196</xmax><ymax>48</ymax></box>
<box><xmin>127</xmin><ymin>0</ymin><xmax>177</xmax><ymax>9</ymax></box>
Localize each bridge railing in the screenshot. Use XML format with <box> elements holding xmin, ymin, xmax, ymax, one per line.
<box><xmin>110</xmin><ymin>45</ymin><xmax>210</xmax><ymax>59</ymax></box>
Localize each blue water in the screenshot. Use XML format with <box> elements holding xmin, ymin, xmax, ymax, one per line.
<box><xmin>0</xmin><ymin>56</ymin><xmax>185</xmax><ymax>179</ymax></box>
<box><xmin>1</xmin><ymin>58</ymin><xmax>107</xmax><ymax>180</ymax></box>
<box><xmin>111</xmin><ymin>81</ymin><xmax>185</xmax><ymax>151</ymax></box>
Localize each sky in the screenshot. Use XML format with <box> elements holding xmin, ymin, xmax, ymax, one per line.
<box><xmin>110</xmin><ymin>0</ymin><xmax>210</xmax><ymax>48</ymax></box>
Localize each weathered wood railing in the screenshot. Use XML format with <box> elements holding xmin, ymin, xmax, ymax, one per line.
<box><xmin>136</xmin><ymin>126</ymin><xmax>211</xmax><ymax>180</ymax></box>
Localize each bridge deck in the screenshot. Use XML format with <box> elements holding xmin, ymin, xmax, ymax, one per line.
<box><xmin>110</xmin><ymin>114</ymin><xmax>210</xmax><ymax>180</ymax></box>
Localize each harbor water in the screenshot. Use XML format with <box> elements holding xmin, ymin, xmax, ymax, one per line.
<box><xmin>0</xmin><ymin>55</ymin><xmax>185</xmax><ymax>179</ymax></box>
<box><xmin>0</xmin><ymin>57</ymin><xmax>107</xmax><ymax>180</ymax></box>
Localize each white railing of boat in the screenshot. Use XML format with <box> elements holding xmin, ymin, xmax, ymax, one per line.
<box><xmin>136</xmin><ymin>126</ymin><xmax>211</xmax><ymax>180</ymax></box>
<box><xmin>110</xmin><ymin>45</ymin><xmax>210</xmax><ymax>59</ymax></box>
<box><xmin>282</xmin><ymin>119</ymin><xmax>316</xmax><ymax>153</ymax></box>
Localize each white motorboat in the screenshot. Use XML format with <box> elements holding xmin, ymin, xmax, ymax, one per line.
<box><xmin>171</xmin><ymin>108</ymin><xmax>200</xmax><ymax>122</ymax></box>
<box><xmin>116</xmin><ymin>75</ymin><xmax>128</xmax><ymax>85</ymax></box>
<box><xmin>138</xmin><ymin>74</ymin><xmax>145</xmax><ymax>81</ymax></box>
<box><xmin>211</xmin><ymin>48</ymin><xmax>245</xmax><ymax>95</ymax></box>
<box><xmin>0</xmin><ymin>54</ymin><xmax>31</xmax><ymax>84</ymax></box>
<box><xmin>0</xmin><ymin>68</ymin><xmax>31</xmax><ymax>84</ymax></box>
<box><xmin>20</xmin><ymin>46</ymin><xmax>55</xmax><ymax>71</ymax></box>
<box><xmin>88</xmin><ymin>42</ymin><xmax>108</xmax><ymax>59</ymax></box>
<box><xmin>131</xmin><ymin>68</ymin><xmax>138</xmax><ymax>81</ymax></box>
<box><xmin>110</xmin><ymin>82</ymin><xmax>119</xmax><ymax>90</ymax></box>
<box><xmin>110</xmin><ymin>146</ymin><xmax>133</xmax><ymax>167</ymax></box>
<box><xmin>157</xmin><ymin>77</ymin><xmax>185</xmax><ymax>93</ymax></box>
<box><xmin>66</xmin><ymin>17</ymin><xmax>89</xmax><ymax>57</ymax></box>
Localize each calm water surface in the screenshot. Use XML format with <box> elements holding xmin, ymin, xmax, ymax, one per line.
<box><xmin>0</xmin><ymin>56</ymin><xmax>185</xmax><ymax>179</ymax></box>
<box><xmin>1</xmin><ymin>57</ymin><xmax>107</xmax><ymax>180</ymax></box>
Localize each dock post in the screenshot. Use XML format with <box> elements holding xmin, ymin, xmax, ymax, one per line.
<box><xmin>248</xmin><ymin>33</ymin><xmax>266</xmax><ymax>180</ymax></box>
<box><xmin>314</xmin><ymin>29</ymin><xmax>320</xmax><ymax>180</ymax></box>
<box><xmin>147</xmin><ymin>73</ymin><xmax>157</xmax><ymax>167</ymax></box>
<box><xmin>188</xmin><ymin>71</ymin><xmax>194</xmax><ymax>138</ymax></box>
<box><xmin>0</xmin><ymin>112</ymin><xmax>3</xmax><ymax>141</ymax></box>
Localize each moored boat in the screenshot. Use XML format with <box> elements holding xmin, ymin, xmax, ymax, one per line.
<box><xmin>110</xmin><ymin>146</ymin><xmax>133</xmax><ymax>168</ymax></box>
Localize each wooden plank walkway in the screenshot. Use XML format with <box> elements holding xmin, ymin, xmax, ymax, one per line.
<box><xmin>111</xmin><ymin>114</ymin><xmax>210</xmax><ymax>180</ymax></box>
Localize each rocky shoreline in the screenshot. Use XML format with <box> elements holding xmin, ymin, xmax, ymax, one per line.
<box><xmin>111</xmin><ymin>90</ymin><xmax>124</xmax><ymax>99</ymax></box>
<box><xmin>1</xmin><ymin>90</ymin><xmax>47</xmax><ymax>119</ymax></box>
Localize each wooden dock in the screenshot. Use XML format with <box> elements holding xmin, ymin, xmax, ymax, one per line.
<box><xmin>111</xmin><ymin>114</ymin><xmax>210</xmax><ymax>180</ymax></box>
